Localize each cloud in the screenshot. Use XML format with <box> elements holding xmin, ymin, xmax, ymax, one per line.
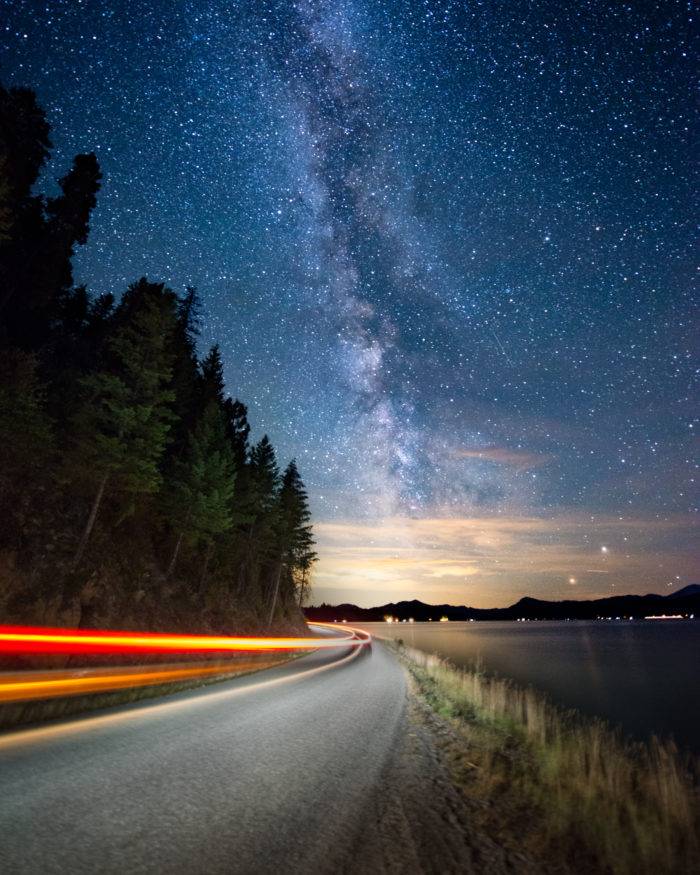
<box><xmin>311</xmin><ymin>513</ymin><xmax>698</xmax><ymax>607</ymax></box>
<box><xmin>455</xmin><ymin>447</ymin><xmax>551</xmax><ymax>469</ymax></box>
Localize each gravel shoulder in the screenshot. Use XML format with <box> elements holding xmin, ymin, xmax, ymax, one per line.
<box><xmin>359</xmin><ymin>649</ymin><xmax>538</xmax><ymax>874</ymax></box>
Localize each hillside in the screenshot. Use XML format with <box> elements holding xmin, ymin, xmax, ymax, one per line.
<box><xmin>305</xmin><ymin>587</ymin><xmax>700</xmax><ymax>623</ymax></box>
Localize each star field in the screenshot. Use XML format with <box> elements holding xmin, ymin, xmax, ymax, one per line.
<box><xmin>2</xmin><ymin>0</ymin><xmax>696</xmax><ymax>605</ymax></box>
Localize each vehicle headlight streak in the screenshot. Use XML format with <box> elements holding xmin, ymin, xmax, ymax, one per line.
<box><xmin>0</xmin><ymin>623</ymin><xmax>366</xmax><ymax>655</ymax></box>
<box><xmin>0</xmin><ymin>660</ymin><xmax>288</xmax><ymax>703</ymax></box>
<box><xmin>0</xmin><ymin>623</ymin><xmax>371</xmax><ymax>704</ymax></box>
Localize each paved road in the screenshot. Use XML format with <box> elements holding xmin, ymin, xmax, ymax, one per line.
<box><xmin>0</xmin><ymin>636</ymin><xmax>408</xmax><ymax>875</ymax></box>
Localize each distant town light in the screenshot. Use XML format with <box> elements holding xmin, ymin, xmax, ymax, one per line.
<box><xmin>644</xmin><ymin>614</ymin><xmax>684</xmax><ymax>620</ymax></box>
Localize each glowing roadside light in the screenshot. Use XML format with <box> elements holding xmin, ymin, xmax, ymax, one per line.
<box><xmin>439</xmin><ymin>616</ymin><xmax>449</xmax><ymax>622</ymax></box>
<box><xmin>384</xmin><ymin>615</ymin><xmax>394</xmax><ymax>624</ymax></box>
<box><xmin>643</xmin><ymin>614</ymin><xmax>684</xmax><ymax>620</ymax></box>
<box><xmin>0</xmin><ymin>623</ymin><xmax>371</xmax><ymax>656</ymax></box>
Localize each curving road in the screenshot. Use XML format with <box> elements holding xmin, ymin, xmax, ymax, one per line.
<box><xmin>0</xmin><ymin>636</ymin><xmax>409</xmax><ymax>874</ymax></box>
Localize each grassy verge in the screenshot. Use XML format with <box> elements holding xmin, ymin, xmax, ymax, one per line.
<box><xmin>386</xmin><ymin>639</ymin><xmax>699</xmax><ymax>875</ymax></box>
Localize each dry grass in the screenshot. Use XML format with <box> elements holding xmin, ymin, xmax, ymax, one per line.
<box><xmin>389</xmin><ymin>639</ymin><xmax>699</xmax><ymax>875</ymax></box>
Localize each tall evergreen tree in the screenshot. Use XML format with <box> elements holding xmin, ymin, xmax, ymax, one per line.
<box><xmin>235</xmin><ymin>435</ymin><xmax>280</xmax><ymax>602</ymax></box>
<box><xmin>164</xmin><ymin>400</ymin><xmax>236</xmax><ymax>581</ymax></box>
<box><xmin>267</xmin><ymin>460</ymin><xmax>316</xmax><ymax>625</ymax></box>
<box><xmin>68</xmin><ymin>279</ymin><xmax>177</xmax><ymax>569</ymax></box>
<box><xmin>0</xmin><ymin>155</ymin><xmax>13</xmax><ymax>242</ymax></box>
<box><xmin>0</xmin><ymin>349</ymin><xmax>53</xmax><ymax>521</ymax></box>
<box><xmin>200</xmin><ymin>344</ymin><xmax>226</xmax><ymax>405</ymax></box>
<box><xmin>41</xmin><ymin>152</ymin><xmax>102</xmax><ymax>303</ymax></box>
<box><xmin>0</xmin><ymin>85</ymin><xmax>51</xmax><ymax>211</ymax></box>
<box><xmin>0</xmin><ymin>85</ymin><xmax>51</xmax><ymax>331</ymax></box>
<box><xmin>222</xmin><ymin>397</ymin><xmax>250</xmax><ymax>475</ymax></box>
<box><xmin>168</xmin><ymin>286</ymin><xmax>201</xmax><ymax>456</ymax></box>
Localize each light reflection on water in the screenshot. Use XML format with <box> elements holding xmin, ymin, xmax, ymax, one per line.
<box><xmin>360</xmin><ymin>620</ymin><xmax>700</xmax><ymax>752</ymax></box>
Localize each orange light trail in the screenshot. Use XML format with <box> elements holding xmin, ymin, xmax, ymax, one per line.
<box><xmin>0</xmin><ymin>623</ymin><xmax>371</xmax><ymax>705</ymax></box>
<box><xmin>0</xmin><ymin>658</ymin><xmax>290</xmax><ymax>704</ymax></box>
<box><xmin>0</xmin><ymin>623</ymin><xmax>368</xmax><ymax>656</ymax></box>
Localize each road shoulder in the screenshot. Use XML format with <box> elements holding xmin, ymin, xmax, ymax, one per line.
<box><xmin>359</xmin><ymin>646</ymin><xmax>537</xmax><ymax>874</ymax></box>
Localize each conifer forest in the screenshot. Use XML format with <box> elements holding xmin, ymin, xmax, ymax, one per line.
<box><xmin>0</xmin><ymin>83</ymin><xmax>316</xmax><ymax>634</ymax></box>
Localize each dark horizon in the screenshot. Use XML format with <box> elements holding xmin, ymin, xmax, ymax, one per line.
<box><xmin>306</xmin><ymin>581</ymin><xmax>700</xmax><ymax>617</ymax></box>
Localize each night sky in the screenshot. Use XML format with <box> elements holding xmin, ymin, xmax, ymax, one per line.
<box><xmin>2</xmin><ymin>0</ymin><xmax>697</xmax><ymax>607</ymax></box>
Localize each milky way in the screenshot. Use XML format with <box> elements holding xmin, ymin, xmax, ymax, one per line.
<box><xmin>2</xmin><ymin>0</ymin><xmax>696</xmax><ymax>605</ymax></box>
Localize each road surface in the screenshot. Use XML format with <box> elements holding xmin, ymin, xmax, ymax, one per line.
<box><xmin>0</xmin><ymin>636</ymin><xmax>412</xmax><ymax>874</ymax></box>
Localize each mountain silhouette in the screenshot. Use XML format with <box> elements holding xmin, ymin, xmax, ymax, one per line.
<box><xmin>306</xmin><ymin>586</ymin><xmax>700</xmax><ymax>622</ymax></box>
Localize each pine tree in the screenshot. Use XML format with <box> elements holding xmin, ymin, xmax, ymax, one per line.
<box><xmin>222</xmin><ymin>397</ymin><xmax>250</xmax><ymax>475</ymax></box>
<box><xmin>44</xmin><ymin>286</ymin><xmax>109</xmax><ymax>423</ymax></box>
<box><xmin>168</xmin><ymin>286</ymin><xmax>201</xmax><ymax>456</ymax></box>
<box><xmin>0</xmin><ymin>88</ymin><xmax>101</xmax><ymax>348</ymax></box>
<box><xmin>200</xmin><ymin>344</ymin><xmax>226</xmax><ymax>408</ymax></box>
<box><xmin>235</xmin><ymin>435</ymin><xmax>280</xmax><ymax>605</ymax></box>
<box><xmin>0</xmin><ymin>85</ymin><xmax>52</xmax><ymax>332</ymax></box>
<box><xmin>0</xmin><ymin>349</ymin><xmax>53</xmax><ymax>518</ymax></box>
<box><xmin>267</xmin><ymin>460</ymin><xmax>316</xmax><ymax>625</ymax></box>
<box><xmin>164</xmin><ymin>400</ymin><xmax>236</xmax><ymax>581</ymax></box>
<box><xmin>0</xmin><ymin>85</ymin><xmax>51</xmax><ymax>210</ymax></box>
<box><xmin>0</xmin><ymin>155</ymin><xmax>13</xmax><ymax>242</ymax></box>
<box><xmin>68</xmin><ymin>279</ymin><xmax>177</xmax><ymax>569</ymax></box>
<box><xmin>42</xmin><ymin>152</ymin><xmax>102</xmax><ymax>302</ymax></box>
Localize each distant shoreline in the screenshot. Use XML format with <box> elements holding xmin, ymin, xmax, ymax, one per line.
<box><xmin>306</xmin><ymin>584</ymin><xmax>700</xmax><ymax>623</ymax></box>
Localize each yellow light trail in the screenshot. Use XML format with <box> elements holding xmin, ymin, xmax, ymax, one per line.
<box><xmin>0</xmin><ymin>658</ymin><xmax>289</xmax><ymax>704</ymax></box>
<box><xmin>0</xmin><ymin>622</ymin><xmax>364</xmax><ymax>655</ymax></box>
<box><xmin>0</xmin><ymin>623</ymin><xmax>371</xmax><ymax>705</ymax></box>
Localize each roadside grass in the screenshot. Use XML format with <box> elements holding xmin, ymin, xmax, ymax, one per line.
<box><xmin>387</xmin><ymin>639</ymin><xmax>699</xmax><ymax>875</ymax></box>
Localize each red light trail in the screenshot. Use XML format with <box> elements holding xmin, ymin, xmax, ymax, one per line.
<box><xmin>0</xmin><ymin>623</ymin><xmax>368</xmax><ymax>656</ymax></box>
<box><xmin>0</xmin><ymin>623</ymin><xmax>371</xmax><ymax>705</ymax></box>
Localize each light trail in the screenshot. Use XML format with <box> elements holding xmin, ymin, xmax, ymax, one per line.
<box><xmin>0</xmin><ymin>626</ymin><xmax>371</xmax><ymax>749</ymax></box>
<box><xmin>0</xmin><ymin>658</ymin><xmax>288</xmax><ymax>704</ymax></box>
<box><xmin>0</xmin><ymin>622</ymin><xmax>365</xmax><ymax>656</ymax></box>
<box><xmin>0</xmin><ymin>623</ymin><xmax>371</xmax><ymax>705</ymax></box>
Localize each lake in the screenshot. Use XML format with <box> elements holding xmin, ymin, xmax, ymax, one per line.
<box><xmin>359</xmin><ymin>620</ymin><xmax>700</xmax><ymax>753</ymax></box>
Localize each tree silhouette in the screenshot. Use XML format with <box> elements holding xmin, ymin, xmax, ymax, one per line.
<box><xmin>0</xmin><ymin>82</ymin><xmax>316</xmax><ymax>632</ymax></box>
<box><xmin>68</xmin><ymin>279</ymin><xmax>176</xmax><ymax>569</ymax></box>
<box><xmin>268</xmin><ymin>460</ymin><xmax>316</xmax><ymax>624</ymax></box>
<box><xmin>164</xmin><ymin>399</ymin><xmax>235</xmax><ymax>581</ymax></box>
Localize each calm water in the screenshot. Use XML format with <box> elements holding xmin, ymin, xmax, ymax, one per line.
<box><xmin>360</xmin><ymin>620</ymin><xmax>700</xmax><ymax>752</ymax></box>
